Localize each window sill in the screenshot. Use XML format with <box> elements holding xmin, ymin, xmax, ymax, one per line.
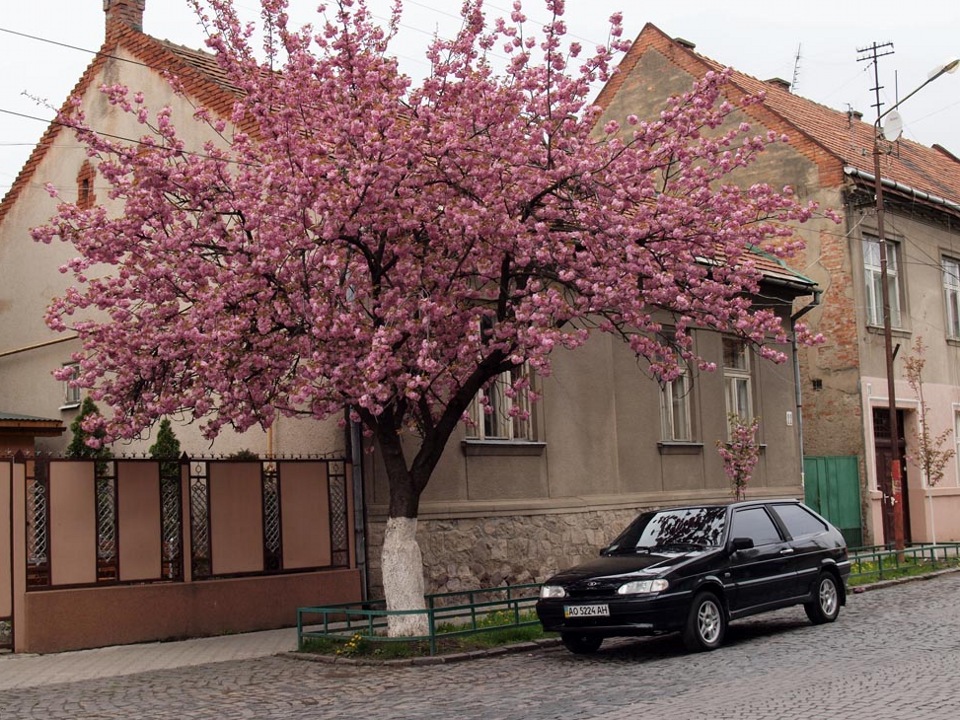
<box><xmin>866</xmin><ymin>324</ymin><xmax>911</xmax><ymax>338</ymax></box>
<box><xmin>59</xmin><ymin>402</ymin><xmax>81</xmax><ymax>412</ymax></box>
<box><xmin>657</xmin><ymin>442</ymin><xmax>704</xmax><ymax>455</ymax></box>
<box><xmin>461</xmin><ymin>440</ymin><xmax>546</xmax><ymax>457</ymax></box>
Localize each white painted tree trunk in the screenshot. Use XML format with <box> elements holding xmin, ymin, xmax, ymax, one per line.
<box><xmin>382</xmin><ymin>516</ymin><xmax>428</xmax><ymax>637</ymax></box>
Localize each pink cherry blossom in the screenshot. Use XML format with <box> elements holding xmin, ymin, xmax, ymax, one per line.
<box><xmin>34</xmin><ymin>0</ymin><xmax>831</xmax><ymax>623</ymax></box>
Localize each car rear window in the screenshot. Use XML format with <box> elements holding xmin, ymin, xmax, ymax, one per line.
<box><xmin>772</xmin><ymin>503</ymin><xmax>829</xmax><ymax>539</ymax></box>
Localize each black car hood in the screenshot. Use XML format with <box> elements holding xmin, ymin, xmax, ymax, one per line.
<box><xmin>547</xmin><ymin>551</ymin><xmax>711</xmax><ymax>585</ymax></box>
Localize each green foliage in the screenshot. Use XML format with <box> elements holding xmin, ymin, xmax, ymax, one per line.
<box><xmin>149</xmin><ymin>418</ymin><xmax>181</xmax><ymax>458</ymax></box>
<box><xmin>149</xmin><ymin>418</ymin><xmax>182</xmax><ymax>477</ymax></box>
<box><xmin>299</xmin><ymin>610</ymin><xmax>550</xmax><ymax>659</ymax></box>
<box><xmin>849</xmin><ymin>554</ymin><xmax>960</xmax><ymax>586</ymax></box>
<box><xmin>228</xmin><ymin>449</ymin><xmax>259</xmax><ymax>460</ymax></box>
<box><xmin>65</xmin><ymin>397</ymin><xmax>113</xmax><ymax>461</ymax></box>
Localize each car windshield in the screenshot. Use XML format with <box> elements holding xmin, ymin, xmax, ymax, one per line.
<box><xmin>606</xmin><ymin>507</ymin><xmax>727</xmax><ymax>553</ymax></box>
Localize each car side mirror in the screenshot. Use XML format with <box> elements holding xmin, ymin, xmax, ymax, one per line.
<box><xmin>730</xmin><ymin>537</ymin><xmax>754</xmax><ymax>553</ymax></box>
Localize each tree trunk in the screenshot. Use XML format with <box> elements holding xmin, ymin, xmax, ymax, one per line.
<box><xmin>382</xmin><ymin>516</ymin><xmax>428</xmax><ymax>637</ymax></box>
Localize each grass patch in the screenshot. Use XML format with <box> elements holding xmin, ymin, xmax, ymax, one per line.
<box><xmin>849</xmin><ymin>554</ymin><xmax>960</xmax><ymax>586</ymax></box>
<box><xmin>299</xmin><ymin>610</ymin><xmax>555</xmax><ymax>660</ymax></box>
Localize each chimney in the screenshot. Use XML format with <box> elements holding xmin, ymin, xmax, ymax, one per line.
<box><xmin>104</xmin><ymin>0</ymin><xmax>145</xmax><ymax>32</ymax></box>
<box><xmin>765</xmin><ymin>77</ymin><xmax>791</xmax><ymax>92</ymax></box>
<box><xmin>847</xmin><ymin>108</ymin><xmax>864</xmax><ymax>127</ymax></box>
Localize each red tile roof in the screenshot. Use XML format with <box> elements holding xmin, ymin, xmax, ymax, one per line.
<box><xmin>0</xmin><ymin>21</ymin><xmax>241</xmax><ymax>229</ymax></box>
<box><xmin>602</xmin><ymin>24</ymin><xmax>960</xmax><ymax>208</ymax></box>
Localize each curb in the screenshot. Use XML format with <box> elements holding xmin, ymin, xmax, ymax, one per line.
<box><xmin>281</xmin><ymin>637</ymin><xmax>561</xmax><ymax>667</ymax></box>
<box><xmin>850</xmin><ymin>564</ymin><xmax>960</xmax><ymax>594</ymax></box>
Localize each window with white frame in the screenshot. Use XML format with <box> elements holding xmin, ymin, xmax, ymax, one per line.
<box><xmin>863</xmin><ymin>236</ymin><xmax>902</xmax><ymax>328</ymax></box>
<box><xmin>61</xmin><ymin>362</ymin><xmax>81</xmax><ymax>408</ymax></box>
<box><xmin>466</xmin><ymin>365</ymin><xmax>533</xmax><ymax>441</ymax></box>
<box><xmin>944</xmin><ymin>257</ymin><xmax>960</xmax><ymax>339</ymax></box>
<box><xmin>723</xmin><ymin>338</ymin><xmax>753</xmax><ymax>427</ymax></box>
<box><xmin>660</xmin><ymin>370</ymin><xmax>692</xmax><ymax>441</ymax></box>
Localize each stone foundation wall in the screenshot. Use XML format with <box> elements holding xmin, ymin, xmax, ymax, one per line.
<box><xmin>364</xmin><ymin>507</ymin><xmax>640</xmax><ymax>599</ymax></box>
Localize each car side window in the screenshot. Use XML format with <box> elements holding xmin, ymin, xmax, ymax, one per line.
<box><xmin>732</xmin><ymin>507</ymin><xmax>782</xmax><ymax>546</ymax></box>
<box><xmin>772</xmin><ymin>504</ymin><xmax>828</xmax><ymax>539</ymax></box>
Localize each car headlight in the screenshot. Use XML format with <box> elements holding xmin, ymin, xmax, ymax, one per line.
<box><xmin>617</xmin><ymin>579</ymin><xmax>669</xmax><ymax>595</ymax></box>
<box><xmin>540</xmin><ymin>585</ymin><xmax>567</xmax><ymax>599</ymax></box>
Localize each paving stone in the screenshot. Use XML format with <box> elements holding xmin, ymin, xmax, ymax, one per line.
<box><xmin>3</xmin><ymin>575</ymin><xmax>960</xmax><ymax>718</ymax></box>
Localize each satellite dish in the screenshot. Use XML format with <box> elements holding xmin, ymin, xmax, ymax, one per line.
<box><xmin>882</xmin><ymin>110</ymin><xmax>903</xmax><ymax>141</ymax></box>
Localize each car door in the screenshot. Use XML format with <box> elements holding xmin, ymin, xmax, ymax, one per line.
<box><xmin>726</xmin><ymin>506</ymin><xmax>797</xmax><ymax>615</ymax></box>
<box><xmin>769</xmin><ymin>502</ymin><xmax>835</xmax><ymax>600</ymax></box>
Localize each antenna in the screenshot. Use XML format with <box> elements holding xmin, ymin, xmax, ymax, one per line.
<box><xmin>791</xmin><ymin>44</ymin><xmax>802</xmax><ymax>92</ymax></box>
<box><xmin>857</xmin><ymin>41</ymin><xmax>895</xmax><ymax>124</ymax></box>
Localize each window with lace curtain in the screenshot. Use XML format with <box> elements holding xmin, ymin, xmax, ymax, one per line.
<box><xmin>466</xmin><ymin>364</ymin><xmax>533</xmax><ymax>441</ymax></box>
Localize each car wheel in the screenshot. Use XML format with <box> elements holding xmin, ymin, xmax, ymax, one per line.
<box><xmin>561</xmin><ymin>632</ymin><xmax>603</xmax><ymax>654</ymax></box>
<box><xmin>805</xmin><ymin>571</ymin><xmax>841</xmax><ymax>624</ymax></box>
<box><xmin>683</xmin><ymin>591</ymin><xmax>726</xmax><ymax>652</ymax></box>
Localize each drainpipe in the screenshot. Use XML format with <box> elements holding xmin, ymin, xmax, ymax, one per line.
<box><xmin>349</xmin><ymin>413</ymin><xmax>368</xmax><ymax>601</ymax></box>
<box><xmin>790</xmin><ymin>290</ymin><xmax>823</xmax><ymax>494</ymax></box>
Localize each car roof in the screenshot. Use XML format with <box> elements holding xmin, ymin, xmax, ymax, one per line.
<box><xmin>645</xmin><ymin>499</ymin><xmax>803</xmax><ymax>513</ymax></box>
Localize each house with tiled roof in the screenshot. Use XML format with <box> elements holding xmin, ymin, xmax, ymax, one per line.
<box><xmin>1</xmin><ymin>1</ymin><xmax>820</xmax><ymax>613</ymax></box>
<box><xmin>601</xmin><ymin>23</ymin><xmax>960</xmax><ymax>546</ymax></box>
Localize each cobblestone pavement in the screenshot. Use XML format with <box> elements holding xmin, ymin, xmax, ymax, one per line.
<box><xmin>3</xmin><ymin>575</ymin><xmax>960</xmax><ymax>719</ymax></box>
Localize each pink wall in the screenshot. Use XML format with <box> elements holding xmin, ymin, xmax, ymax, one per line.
<box><xmin>1</xmin><ymin>462</ymin><xmax>11</xmax><ymax>622</ymax></box>
<box><xmin>118</xmin><ymin>461</ymin><xmax>162</xmax><ymax>581</ymax></box>
<box><xmin>19</xmin><ymin>568</ymin><xmax>361</xmax><ymax>653</ymax></box>
<box><xmin>281</xmin><ymin>462</ymin><xmax>331</xmax><ymax>569</ymax></box>
<box><xmin>7</xmin><ymin>458</ymin><xmax>360</xmax><ymax>653</ymax></box>
<box><xmin>49</xmin><ymin>462</ymin><xmax>97</xmax><ymax>586</ymax></box>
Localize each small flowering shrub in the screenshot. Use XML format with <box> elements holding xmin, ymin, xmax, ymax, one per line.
<box><xmin>716</xmin><ymin>414</ymin><xmax>760</xmax><ymax>501</ymax></box>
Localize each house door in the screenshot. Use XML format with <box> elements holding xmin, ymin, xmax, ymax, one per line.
<box><xmin>873</xmin><ymin>408</ymin><xmax>911</xmax><ymax>544</ymax></box>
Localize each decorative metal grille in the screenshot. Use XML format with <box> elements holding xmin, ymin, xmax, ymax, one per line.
<box><xmin>328</xmin><ymin>461</ymin><xmax>349</xmax><ymax>567</ymax></box>
<box><xmin>96</xmin><ymin>461</ymin><xmax>118</xmax><ymax>582</ymax></box>
<box><xmin>26</xmin><ymin>458</ymin><xmax>50</xmax><ymax>587</ymax></box>
<box><xmin>189</xmin><ymin>462</ymin><xmax>211</xmax><ymax>579</ymax></box>
<box><xmin>160</xmin><ymin>469</ymin><xmax>182</xmax><ymax>580</ymax></box>
<box><xmin>0</xmin><ymin>620</ymin><xmax>11</xmax><ymax>649</ymax></box>
<box><xmin>262</xmin><ymin>463</ymin><xmax>282</xmax><ymax>571</ymax></box>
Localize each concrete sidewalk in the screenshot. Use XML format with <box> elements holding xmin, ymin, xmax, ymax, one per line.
<box><xmin>0</xmin><ymin>626</ymin><xmax>299</xmax><ymax>691</ymax></box>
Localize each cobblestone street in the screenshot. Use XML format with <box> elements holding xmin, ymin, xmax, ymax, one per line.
<box><xmin>3</xmin><ymin>574</ymin><xmax>960</xmax><ymax>719</ymax></box>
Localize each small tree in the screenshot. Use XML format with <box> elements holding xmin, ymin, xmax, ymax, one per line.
<box><xmin>905</xmin><ymin>338</ymin><xmax>955</xmax><ymax>488</ymax></box>
<box><xmin>904</xmin><ymin>338</ymin><xmax>955</xmax><ymax>543</ymax></box>
<box><xmin>717</xmin><ymin>414</ymin><xmax>760</xmax><ymax>501</ymax></box>
<box><xmin>148</xmin><ymin>418</ymin><xmax>182</xmax><ymax>477</ymax></box>
<box><xmin>66</xmin><ymin>396</ymin><xmax>113</xmax><ymax>462</ymax></box>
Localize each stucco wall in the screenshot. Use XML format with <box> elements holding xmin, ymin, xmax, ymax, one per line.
<box><xmin>0</xmin><ymin>46</ymin><xmax>346</xmax><ymax>458</ymax></box>
<box><xmin>19</xmin><ymin>569</ymin><xmax>361</xmax><ymax>654</ymax></box>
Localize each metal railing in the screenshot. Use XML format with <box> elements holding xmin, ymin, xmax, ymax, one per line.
<box><xmin>297</xmin><ymin>583</ymin><xmax>542</xmax><ymax>656</ymax></box>
<box><xmin>849</xmin><ymin>542</ymin><xmax>960</xmax><ymax>584</ymax></box>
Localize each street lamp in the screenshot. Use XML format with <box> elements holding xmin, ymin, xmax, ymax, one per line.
<box><xmin>871</xmin><ymin>56</ymin><xmax>959</xmax><ymax>550</ymax></box>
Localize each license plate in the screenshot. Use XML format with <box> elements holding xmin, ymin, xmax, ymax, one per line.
<box><xmin>564</xmin><ymin>604</ymin><xmax>610</xmax><ymax>618</ymax></box>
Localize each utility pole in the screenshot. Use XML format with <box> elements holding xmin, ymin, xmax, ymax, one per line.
<box><xmin>857</xmin><ymin>41</ymin><xmax>904</xmax><ymax>551</ymax></box>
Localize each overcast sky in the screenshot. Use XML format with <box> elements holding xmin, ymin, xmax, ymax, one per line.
<box><xmin>2</xmin><ymin>0</ymin><xmax>959</xmax><ymax>198</ymax></box>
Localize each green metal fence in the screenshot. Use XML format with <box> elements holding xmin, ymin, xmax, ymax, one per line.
<box><xmin>297</xmin><ymin>583</ymin><xmax>542</xmax><ymax>656</ymax></box>
<box><xmin>849</xmin><ymin>543</ymin><xmax>960</xmax><ymax>584</ymax></box>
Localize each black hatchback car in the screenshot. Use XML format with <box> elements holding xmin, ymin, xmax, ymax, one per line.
<box><xmin>536</xmin><ymin>499</ymin><xmax>850</xmax><ymax>654</ymax></box>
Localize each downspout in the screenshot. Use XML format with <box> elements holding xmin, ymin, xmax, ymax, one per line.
<box><xmin>349</xmin><ymin>413</ymin><xmax>368</xmax><ymax>601</ymax></box>
<box><xmin>790</xmin><ymin>289</ymin><xmax>823</xmax><ymax>494</ymax></box>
